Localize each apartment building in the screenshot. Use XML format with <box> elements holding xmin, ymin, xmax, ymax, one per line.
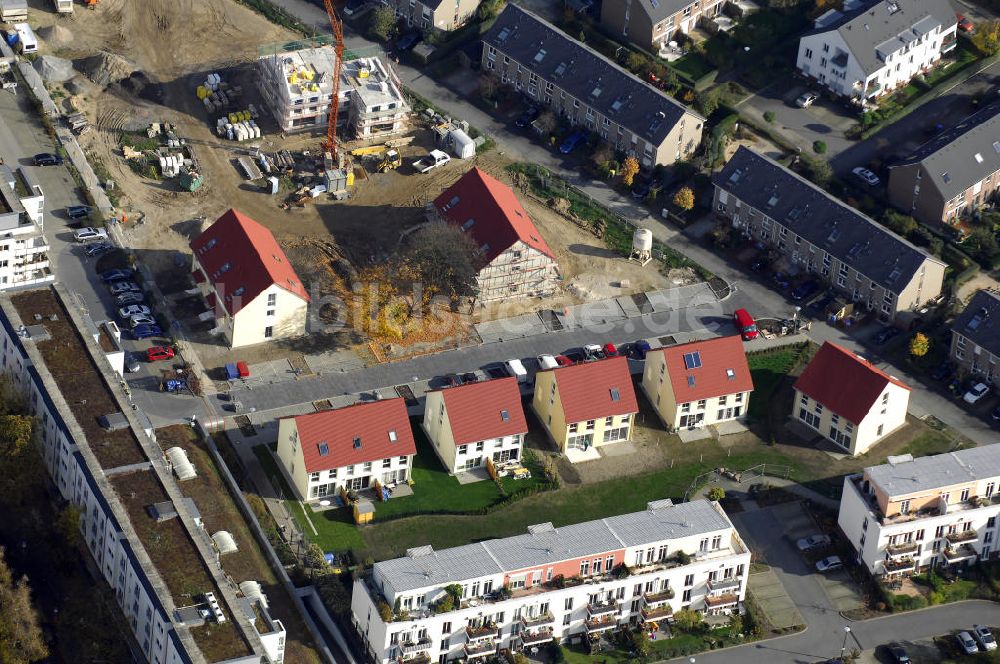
<box><xmin>601</xmin><ymin>0</ymin><xmax>725</xmax><ymax>52</ymax></box>
<box><xmin>481</xmin><ymin>5</ymin><xmax>705</xmax><ymax>168</ymax></box>
<box><xmin>258</xmin><ymin>47</ymin><xmax>409</xmax><ymax>138</ymax></box>
<box><xmin>190</xmin><ymin>209</ymin><xmax>310</xmax><ymax>348</ymax></box>
<box><xmin>888</xmin><ymin>104</ymin><xmax>1000</xmax><ymax>226</ymax></box>
<box><xmin>351</xmin><ymin>499</ymin><xmax>750</xmax><ymax>664</ymax></box>
<box><xmin>714</xmin><ymin>147</ymin><xmax>946</xmax><ymax>321</ymax></box>
<box><xmin>641</xmin><ymin>335</ymin><xmax>753</xmax><ymax>431</ymax></box>
<box><xmin>276</xmin><ymin>398</ymin><xmax>417</xmax><ymax>502</ymax></box>
<box><xmin>950</xmin><ymin>290</ymin><xmax>1000</xmax><ymax>382</ymax></box>
<box><xmin>796</xmin><ymin>0</ymin><xmax>957</xmax><ymax>106</ymax></box>
<box><xmin>432</xmin><ymin>168</ymin><xmax>559</xmax><ymax>303</ymax></box>
<box><xmin>0</xmin><ymin>286</ymin><xmax>283</xmax><ymax>664</ymax></box>
<box><xmin>382</xmin><ymin>0</ymin><xmax>482</xmax><ymax>32</ymax></box>
<box><xmin>793</xmin><ymin>342</ymin><xmax>911</xmax><ymax>456</ymax></box>
<box><xmin>839</xmin><ymin>447</ymin><xmax>1000</xmax><ymax>577</ymax></box>
<box><xmin>532</xmin><ymin>356</ymin><xmax>638</xmax><ymax>460</ymax></box>
<box><xmin>0</xmin><ymin>163</ymin><xmax>51</xmax><ymax>289</ymax></box>
<box><xmin>423</xmin><ymin>377</ymin><xmax>527</xmax><ymax>474</ymax></box>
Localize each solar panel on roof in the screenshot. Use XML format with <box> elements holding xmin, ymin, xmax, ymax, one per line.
<box><xmin>683</xmin><ymin>352</ymin><xmax>702</xmax><ymax>369</ymax></box>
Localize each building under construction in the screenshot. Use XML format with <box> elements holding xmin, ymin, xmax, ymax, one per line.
<box><xmin>257</xmin><ymin>44</ymin><xmax>410</xmax><ymax>139</ymax></box>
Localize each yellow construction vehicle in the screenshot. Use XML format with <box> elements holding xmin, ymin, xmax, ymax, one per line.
<box><xmin>377</xmin><ymin>149</ymin><xmax>401</xmax><ymax>173</ymax></box>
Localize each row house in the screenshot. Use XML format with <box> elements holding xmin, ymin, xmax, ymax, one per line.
<box><xmin>277</xmin><ymin>398</ymin><xmax>417</xmax><ymax>502</ymax></box>
<box><xmin>532</xmin><ymin>356</ymin><xmax>639</xmax><ymax>462</ymax></box>
<box><xmin>888</xmin><ymin>104</ymin><xmax>1000</xmax><ymax>226</ymax></box>
<box><xmin>422</xmin><ymin>376</ymin><xmax>527</xmax><ymax>474</ymax></box>
<box><xmin>796</xmin><ymin>0</ymin><xmax>957</xmax><ymax>106</ymax></box>
<box><xmin>713</xmin><ymin>147</ymin><xmax>946</xmax><ymax>321</ymax></box>
<box><xmin>190</xmin><ymin>209</ymin><xmax>310</xmax><ymax>348</ymax></box>
<box><xmin>950</xmin><ymin>290</ymin><xmax>1000</xmax><ymax>383</ymax></box>
<box><xmin>432</xmin><ymin>168</ymin><xmax>559</xmax><ymax>304</ymax></box>
<box><xmin>839</xmin><ymin>447</ymin><xmax>1000</xmax><ymax>577</ymax></box>
<box><xmin>641</xmin><ymin>335</ymin><xmax>753</xmax><ymax>431</ymax></box>
<box><xmin>481</xmin><ymin>4</ymin><xmax>705</xmax><ymax>168</ymax></box>
<box><xmin>793</xmin><ymin>341</ymin><xmax>911</xmax><ymax>456</ymax></box>
<box><xmin>601</xmin><ymin>0</ymin><xmax>726</xmax><ymax>53</ymax></box>
<box><xmin>351</xmin><ymin>499</ymin><xmax>751</xmax><ymax>664</ymax></box>
<box><xmin>381</xmin><ymin>0</ymin><xmax>482</xmax><ymax>32</ymax></box>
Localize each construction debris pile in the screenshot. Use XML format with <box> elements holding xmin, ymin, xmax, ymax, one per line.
<box><xmin>215</xmin><ymin>106</ymin><xmax>263</xmax><ymax>142</ymax></box>
<box><xmin>122</xmin><ymin>123</ymin><xmax>204</xmax><ymax>191</ymax></box>
<box><xmin>196</xmin><ymin>72</ymin><xmax>243</xmax><ymax>114</ymax></box>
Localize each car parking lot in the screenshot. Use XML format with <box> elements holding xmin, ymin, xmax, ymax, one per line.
<box><xmin>745</xmin><ymin>82</ymin><xmax>858</xmax><ymax>159</ymax></box>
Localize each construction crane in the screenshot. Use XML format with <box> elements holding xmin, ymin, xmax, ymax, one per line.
<box><xmin>322</xmin><ymin>0</ymin><xmax>345</xmax><ymax>161</ymax></box>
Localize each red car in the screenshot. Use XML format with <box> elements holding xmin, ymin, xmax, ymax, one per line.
<box><xmin>603</xmin><ymin>343</ymin><xmax>619</xmax><ymax>357</ymax></box>
<box><xmin>146</xmin><ymin>346</ymin><xmax>175</xmax><ymax>362</ymax></box>
<box><xmin>555</xmin><ymin>354</ymin><xmax>573</xmax><ymax>367</ymax></box>
<box><xmin>957</xmin><ymin>14</ymin><xmax>974</xmax><ymax>32</ymax></box>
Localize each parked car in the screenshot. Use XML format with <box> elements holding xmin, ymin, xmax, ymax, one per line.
<box><xmin>792</xmin><ymin>279</ymin><xmax>820</xmax><ymax>301</ymax></box>
<box><xmin>963</xmin><ymin>382</ymin><xmax>990</xmax><ymax>404</ymax></box>
<box><xmin>930</xmin><ymin>361</ymin><xmax>954</xmax><ymax>381</ymax></box>
<box><xmin>146</xmin><ymin>346</ymin><xmax>174</xmax><ymax>362</ymax></box>
<box><xmin>555</xmin><ymin>354</ymin><xmax>573</xmax><ymax>367</ymax></box>
<box><xmin>795</xmin><ymin>91</ymin><xmax>819</xmax><ymax>108</ymax></box>
<box><xmin>115</xmin><ymin>292</ymin><xmax>145</xmax><ymax>306</ymax></box>
<box><xmin>537</xmin><ymin>354</ymin><xmax>559</xmax><ymax>370</ymax></box>
<box><xmin>973</xmin><ymin>625</ymin><xmax>997</xmax><ymax>651</ymax></box>
<box><xmin>515</xmin><ymin>105</ymin><xmax>541</xmax><ymax>128</ymax></box>
<box><xmin>565</xmin><ymin>350</ymin><xmax>586</xmax><ymax>363</ymax></box>
<box><xmin>888</xmin><ymin>645</ymin><xmax>911</xmax><ymax>664</ymax></box>
<box><xmin>109</xmin><ymin>281</ymin><xmax>141</xmax><ymax>295</ymax></box>
<box><xmin>558</xmin><ymin>130</ymin><xmax>587</xmax><ymax>154</ymax></box>
<box><xmin>796</xmin><ymin>534</ymin><xmax>832</xmax><ymax>551</ymax></box>
<box><xmin>772</xmin><ymin>271</ymin><xmax>791</xmax><ymax>289</ymax></box>
<box><xmin>125</xmin><ymin>354</ymin><xmax>142</xmax><ymax>373</ymax></box>
<box><xmin>504</xmin><ymin>358</ymin><xmax>527</xmax><ymax>383</ymax></box>
<box><xmin>85</xmin><ymin>242</ymin><xmax>113</xmax><ymax>257</ymax></box>
<box><xmin>443</xmin><ymin>373</ymin><xmax>463</xmax><ymax>387</ymax></box>
<box><xmin>733</xmin><ymin>308</ymin><xmax>759</xmax><ymax>341</ymax></box>
<box><xmin>630</xmin><ymin>339</ymin><xmax>652</xmax><ymax>359</ymax></box>
<box><xmin>631</xmin><ymin>177</ymin><xmax>652</xmax><ymax>200</ymax></box>
<box><xmin>66</xmin><ymin>205</ymin><xmax>93</xmax><ymax>219</ymax></box>
<box><xmin>118</xmin><ymin>305</ymin><xmax>151</xmax><ymax>318</ymax></box>
<box><xmin>133</xmin><ymin>324</ymin><xmax>162</xmax><ymax>339</ymax></box>
<box><xmin>603</xmin><ymin>343</ymin><xmax>619</xmax><ymax>357</ymax></box>
<box><xmin>874</xmin><ymin>326</ymin><xmax>900</xmax><ymax>345</ymax></box>
<box><xmin>957</xmin><ymin>14</ymin><xmax>975</xmax><ymax>32</ymax></box>
<box><xmin>129</xmin><ymin>315</ymin><xmax>157</xmax><ymax>328</ymax></box>
<box><xmin>342</xmin><ymin>0</ymin><xmax>367</xmax><ymax>15</ymax></box>
<box><xmin>583</xmin><ymin>343</ymin><xmax>605</xmax><ymax>360</ymax></box>
<box><xmin>485</xmin><ymin>363</ymin><xmax>508</xmax><ymax>379</ymax></box>
<box><xmin>957</xmin><ymin>631</ymin><xmax>980</xmax><ymax>655</ymax></box>
<box><xmin>815</xmin><ymin>556</ymin><xmax>843</xmax><ymax>572</ymax></box>
<box><xmin>33</xmin><ymin>152</ymin><xmax>63</xmax><ymax>166</ymax></box>
<box><xmin>852</xmin><ymin>166</ymin><xmax>881</xmax><ymax>186</ymax></box>
<box><xmin>74</xmin><ymin>227</ymin><xmax>108</xmax><ymax>243</ymax></box>
<box><xmin>460</xmin><ymin>372</ymin><xmax>479</xmax><ymax>383</ymax></box>
<box><xmin>101</xmin><ymin>268</ymin><xmax>134</xmax><ymax>282</ymax></box>
<box><xmin>395</xmin><ymin>31</ymin><xmax>421</xmax><ymax>51</ymax></box>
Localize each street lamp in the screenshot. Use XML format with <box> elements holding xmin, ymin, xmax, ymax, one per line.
<box><xmin>793</xmin><ymin>305</ymin><xmax>801</xmax><ymax>323</ymax></box>
<box><xmin>840</xmin><ymin>626</ymin><xmax>852</xmax><ymax>658</ymax></box>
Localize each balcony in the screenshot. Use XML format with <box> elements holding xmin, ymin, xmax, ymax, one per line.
<box><xmin>466</xmin><ymin>623</ymin><xmax>499</xmax><ymax>640</ymax></box>
<box><xmin>945</xmin><ymin>529</ymin><xmax>978</xmax><ymax>545</ymax></box>
<box><xmin>464</xmin><ymin>641</ymin><xmax>496</xmax><ymax>659</ymax></box>
<box><xmin>708</xmin><ymin>578</ymin><xmax>741</xmax><ymax>593</ymax></box>
<box><xmin>399</xmin><ymin>655</ymin><xmax>431</xmax><ymax>664</ymax></box>
<box><xmin>885</xmin><ymin>542</ymin><xmax>919</xmax><ymax>557</ymax></box>
<box><xmin>883</xmin><ymin>557</ymin><xmax>916</xmax><ymax>574</ymax></box>
<box><xmin>942</xmin><ymin>34</ymin><xmax>957</xmax><ymax>53</ymax></box>
<box><xmin>400</xmin><ymin>638</ymin><xmax>432</xmax><ymax>655</ymax></box>
<box><xmin>585</xmin><ymin>615</ymin><xmax>619</xmax><ymax>633</ymax></box>
<box><xmin>587</xmin><ymin>601</ymin><xmax>620</xmax><ymax>617</ymax></box>
<box><xmin>643</xmin><ymin>588</ymin><xmax>675</xmax><ymax>604</ymax></box>
<box><xmin>521</xmin><ymin>613</ymin><xmax>554</xmax><ymax>628</ymax></box>
<box><xmin>704</xmin><ymin>593</ymin><xmax>739</xmax><ymax>609</ymax></box>
<box><xmin>520</xmin><ymin>628</ymin><xmax>554</xmax><ymax>647</ymax></box>
<box><xmin>640</xmin><ymin>605</ymin><xmax>674</xmax><ymax>622</ymax></box>
<box><xmin>943</xmin><ymin>544</ymin><xmax>978</xmax><ymax>563</ymax></box>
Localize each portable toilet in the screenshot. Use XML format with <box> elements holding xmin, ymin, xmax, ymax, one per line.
<box><xmin>449</xmin><ymin>129</ymin><xmax>475</xmax><ymax>159</ymax></box>
<box><xmin>266</xmin><ymin>176</ymin><xmax>279</xmax><ymax>195</ymax></box>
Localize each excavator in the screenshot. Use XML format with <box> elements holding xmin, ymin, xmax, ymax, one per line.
<box><xmin>376</xmin><ymin>149</ymin><xmax>401</xmax><ymax>173</ymax></box>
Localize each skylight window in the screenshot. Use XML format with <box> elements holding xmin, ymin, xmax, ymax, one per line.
<box><xmin>726</xmin><ymin>368</ymin><xmax>736</xmax><ymax>379</ymax></box>
<box><xmin>554</xmin><ymin>62</ymin><xmax>567</xmax><ymax>77</ymax></box>
<box><xmin>448</xmin><ymin>196</ymin><xmax>460</xmax><ymax>207</ymax></box>
<box><xmin>388</xmin><ymin>430</ymin><xmax>397</xmax><ymax>442</ymax></box>
<box><xmin>942</xmin><ymin>172</ymin><xmax>951</xmax><ymax>184</ymax></box>
<box><xmin>500</xmin><ymin>409</ymin><xmax>510</xmax><ymax>421</ymax></box>
<box><xmin>233</xmin><ymin>286</ymin><xmax>246</xmax><ymax>296</ymax></box>
<box><xmin>687</xmin><ymin>376</ymin><xmax>696</xmax><ymax>387</ymax></box>
<box><xmin>610</xmin><ymin>388</ymin><xmax>621</xmax><ymax>402</ymax></box>
<box><xmin>975</xmin><ymin>153</ymin><xmax>984</xmax><ymax>164</ymax></box>
<box><xmin>683</xmin><ymin>352</ymin><xmax>702</xmax><ymax>369</ymax></box>
<box><xmin>353</xmin><ymin>437</ymin><xmax>362</xmax><ymax>449</ymax></box>
<box><xmin>591</xmin><ymin>86</ymin><xmax>602</xmax><ymax>98</ymax></box>
<box><xmin>205</xmin><ymin>238</ymin><xmax>218</xmax><ymax>251</ymax></box>
<box><xmin>533</xmin><ymin>48</ymin><xmax>547</xmax><ymax>64</ymax></box>
<box><xmin>462</xmin><ymin>219</ymin><xmax>475</xmax><ymax>231</ymax></box>
<box><xmin>994</xmin><ymin>141</ymin><xmax>1000</xmax><ymax>154</ymax></box>
<box><xmin>220</xmin><ymin>263</ymin><xmax>231</xmax><ymax>273</ymax></box>
<box><xmin>317</xmin><ymin>442</ymin><xmax>329</xmax><ymax>456</ymax></box>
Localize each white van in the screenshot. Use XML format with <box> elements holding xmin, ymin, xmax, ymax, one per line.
<box><xmin>536</xmin><ymin>354</ymin><xmax>559</xmax><ymax>370</ymax></box>
<box><xmin>504</xmin><ymin>358</ymin><xmax>527</xmax><ymax>384</ymax></box>
<box><xmin>13</xmin><ymin>24</ymin><xmax>37</xmax><ymax>54</ymax></box>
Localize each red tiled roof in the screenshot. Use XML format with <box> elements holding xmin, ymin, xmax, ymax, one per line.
<box><xmin>289</xmin><ymin>398</ymin><xmax>416</xmax><ymax>474</ymax></box>
<box><xmin>794</xmin><ymin>342</ymin><xmax>911</xmax><ymax>424</ymax></box>
<box><xmin>192</xmin><ymin>269</ymin><xmax>205</xmax><ymax>284</ymax></box>
<box><xmin>189</xmin><ymin>209</ymin><xmax>309</xmax><ymax>317</ymax></box>
<box><xmin>652</xmin><ymin>335</ymin><xmax>753</xmax><ymax>404</ymax></box>
<box><xmin>433</xmin><ymin>377</ymin><xmax>527</xmax><ymax>445</ymax></box>
<box><xmin>541</xmin><ymin>356</ymin><xmax>638</xmax><ymax>423</ymax></box>
<box><xmin>433</xmin><ymin>168</ymin><xmax>554</xmax><ymax>264</ymax></box>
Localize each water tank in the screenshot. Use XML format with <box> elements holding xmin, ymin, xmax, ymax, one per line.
<box><xmin>633</xmin><ymin>228</ymin><xmax>653</xmax><ymax>253</ymax></box>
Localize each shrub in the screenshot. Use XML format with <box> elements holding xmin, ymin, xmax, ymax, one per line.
<box><xmin>707</xmin><ymin>486</ymin><xmax>726</xmax><ymax>501</ymax></box>
<box><xmin>812</xmin><ymin>140</ymin><xmax>827</xmax><ymax>154</ymax></box>
<box><xmin>763</xmin><ymin>110</ymin><xmax>776</xmax><ymax>123</ymax></box>
<box><xmin>378</xmin><ymin>600</ymin><xmax>393</xmax><ymax>622</ymax></box>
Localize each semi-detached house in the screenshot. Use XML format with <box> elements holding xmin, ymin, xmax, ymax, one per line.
<box><xmin>351</xmin><ymin>499</ymin><xmax>751</xmax><ymax>664</ymax></box>
<box><xmin>796</xmin><ymin>0</ymin><xmax>957</xmax><ymax>106</ymax></box>
<box><xmin>601</xmin><ymin>0</ymin><xmax>727</xmax><ymax>53</ymax></box>
<box><xmin>839</xmin><ymin>447</ymin><xmax>1000</xmax><ymax>577</ymax></box>
<box><xmin>888</xmin><ymin>104</ymin><xmax>1000</xmax><ymax>226</ymax></box>
<box><xmin>481</xmin><ymin>4</ymin><xmax>705</xmax><ymax>168</ymax></box>
<box><xmin>713</xmin><ymin>147</ymin><xmax>946</xmax><ymax>321</ymax></box>
<box><xmin>381</xmin><ymin>0</ymin><xmax>482</xmax><ymax>32</ymax></box>
<box><xmin>950</xmin><ymin>289</ymin><xmax>1000</xmax><ymax>382</ymax></box>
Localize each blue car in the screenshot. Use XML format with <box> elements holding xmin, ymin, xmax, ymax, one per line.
<box><xmin>101</xmin><ymin>268</ymin><xmax>134</xmax><ymax>283</ymax></box>
<box><xmin>792</xmin><ymin>279</ymin><xmax>820</xmax><ymax>301</ymax></box>
<box><xmin>133</xmin><ymin>324</ymin><xmax>162</xmax><ymax>339</ymax></box>
<box><xmin>559</xmin><ymin>130</ymin><xmax>587</xmax><ymax>154</ymax></box>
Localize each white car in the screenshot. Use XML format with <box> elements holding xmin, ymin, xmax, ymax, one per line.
<box><xmin>973</xmin><ymin>625</ymin><xmax>997</xmax><ymax>651</ymax></box>
<box><xmin>852</xmin><ymin>167</ymin><xmax>881</xmax><ymax>186</ymax></box>
<box><xmin>119</xmin><ymin>305</ymin><xmax>151</xmax><ymax>319</ymax></box>
<box><xmin>963</xmin><ymin>382</ymin><xmax>990</xmax><ymax>404</ymax></box>
<box><xmin>504</xmin><ymin>358</ymin><xmax>527</xmax><ymax>383</ymax></box>
<box><xmin>796</xmin><ymin>534</ymin><xmax>832</xmax><ymax>551</ymax></box>
<box><xmin>815</xmin><ymin>556</ymin><xmax>842</xmax><ymax>572</ymax></box>
<box><xmin>109</xmin><ymin>281</ymin><xmax>141</xmax><ymax>295</ymax></box>
<box><xmin>957</xmin><ymin>631</ymin><xmax>980</xmax><ymax>655</ymax></box>
<box><xmin>129</xmin><ymin>315</ymin><xmax>156</xmax><ymax>328</ymax></box>
<box><xmin>73</xmin><ymin>227</ymin><xmax>108</xmax><ymax>243</ymax></box>
<box><xmin>795</xmin><ymin>92</ymin><xmax>818</xmax><ymax>108</ymax></box>
<box><xmin>536</xmin><ymin>354</ymin><xmax>559</xmax><ymax>370</ymax></box>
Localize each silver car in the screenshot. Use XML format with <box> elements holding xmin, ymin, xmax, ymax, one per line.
<box><xmin>795</xmin><ymin>92</ymin><xmax>818</xmax><ymax>108</ymax></box>
<box><xmin>796</xmin><ymin>534</ymin><xmax>832</xmax><ymax>551</ymax></box>
<box><xmin>973</xmin><ymin>625</ymin><xmax>997</xmax><ymax>651</ymax></box>
<box><xmin>957</xmin><ymin>631</ymin><xmax>979</xmax><ymax>655</ymax></box>
<box><xmin>129</xmin><ymin>315</ymin><xmax>156</xmax><ymax>328</ymax></box>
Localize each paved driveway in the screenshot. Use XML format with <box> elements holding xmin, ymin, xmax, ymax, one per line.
<box><xmin>741</xmin><ymin>81</ymin><xmax>858</xmax><ymax>158</ymax></box>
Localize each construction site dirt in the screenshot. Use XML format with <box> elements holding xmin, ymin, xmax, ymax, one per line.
<box><xmin>33</xmin><ymin>0</ymin><xmax>679</xmax><ymax>366</ymax></box>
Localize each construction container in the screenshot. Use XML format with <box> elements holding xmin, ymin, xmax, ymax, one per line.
<box><xmin>450</xmin><ymin>129</ymin><xmax>475</xmax><ymax>159</ymax></box>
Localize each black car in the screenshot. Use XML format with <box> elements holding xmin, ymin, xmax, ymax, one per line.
<box><xmin>772</xmin><ymin>271</ymin><xmax>791</xmax><ymax>289</ymax></box>
<box><xmin>515</xmin><ymin>105</ymin><xmax>540</xmax><ymax>128</ymax></box>
<box><xmin>396</xmin><ymin>32</ymin><xmax>421</xmax><ymax>51</ymax></box>
<box><xmin>565</xmin><ymin>350</ymin><xmax>586</xmax><ymax>363</ymax></box>
<box><xmin>485</xmin><ymin>364</ymin><xmax>507</xmax><ymax>379</ymax></box>
<box><xmin>874</xmin><ymin>326</ymin><xmax>901</xmax><ymax>345</ymax></box>
<box><xmin>85</xmin><ymin>242</ymin><xmax>113</xmax><ymax>257</ymax></box>
<box><xmin>991</xmin><ymin>405</ymin><xmax>1000</xmax><ymax>422</ymax></box>
<box><xmin>631</xmin><ymin>178</ymin><xmax>652</xmax><ymax>200</ymax></box>
<box><xmin>888</xmin><ymin>645</ymin><xmax>911</xmax><ymax>664</ymax></box>
<box><xmin>342</xmin><ymin>0</ymin><xmax>367</xmax><ymax>15</ymax></box>
<box><xmin>460</xmin><ymin>372</ymin><xmax>478</xmax><ymax>384</ymax></box>
<box><xmin>930</xmin><ymin>361</ymin><xmax>954</xmax><ymax>381</ymax></box>
<box><xmin>66</xmin><ymin>205</ymin><xmax>93</xmax><ymax>219</ymax></box>
<box><xmin>791</xmin><ymin>279</ymin><xmax>820</xmax><ymax>301</ymax></box>
<box><xmin>443</xmin><ymin>373</ymin><xmax>463</xmax><ymax>387</ymax></box>
<box><xmin>33</xmin><ymin>152</ymin><xmax>63</xmax><ymax>166</ymax></box>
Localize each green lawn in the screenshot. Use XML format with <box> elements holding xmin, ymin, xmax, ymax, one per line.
<box><xmin>562</xmin><ymin>625</ymin><xmax>743</xmax><ymax>663</ymax></box>
<box><xmin>746</xmin><ymin>345</ymin><xmax>808</xmax><ymax>420</ymax></box>
<box><xmin>670</xmin><ymin>51</ymin><xmax>716</xmax><ymax>81</ymax></box>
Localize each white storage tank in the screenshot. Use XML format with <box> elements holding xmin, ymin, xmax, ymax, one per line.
<box><xmin>631</xmin><ymin>228</ymin><xmax>653</xmax><ymax>265</ymax></box>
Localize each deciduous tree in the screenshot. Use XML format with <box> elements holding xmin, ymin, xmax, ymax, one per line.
<box><xmin>673</xmin><ymin>608</ymin><xmax>704</xmax><ymax>632</ymax></box>
<box><xmin>368</xmin><ymin>6</ymin><xmax>397</xmax><ymax>42</ymax></box>
<box><xmin>972</xmin><ymin>20</ymin><xmax>1000</xmax><ymax>55</ymax></box>
<box><xmin>0</xmin><ymin>547</ymin><xmax>48</xmax><ymax>663</ymax></box>
<box><xmin>910</xmin><ymin>333</ymin><xmax>930</xmax><ymax>358</ymax></box>
<box><xmin>621</xmin><ymin>156</ymin><xmax>640</xmax><ymax>187</ymax></box>
<box><xmin>674</xmin><ymin>186</ymin><xmax>696</xmax><ymax>211</ymax></box>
